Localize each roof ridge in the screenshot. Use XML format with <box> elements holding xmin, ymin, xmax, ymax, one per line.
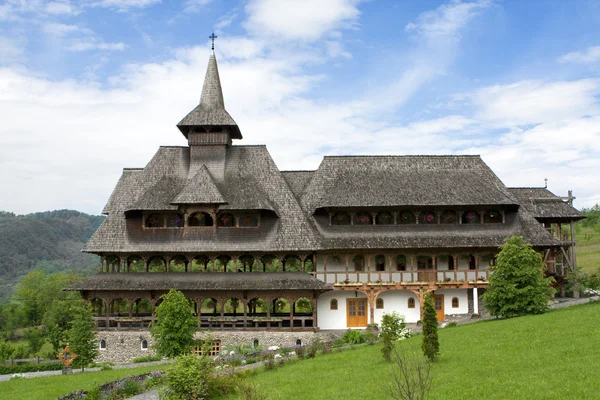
<box><xmin>323</xmin><ymin>154</ymin><xmax>482</xmax><ymax>158</ymax></box>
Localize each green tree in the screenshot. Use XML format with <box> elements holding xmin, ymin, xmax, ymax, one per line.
<box><xmin>483</xmin><ymin>236</ymin><xmax>556</xmax><ymax>318</ymax></box>
<box><xmin>43</xmin><ymin>298</ymin><xmax>85</xmax><ymax>354</ymax></box>
<box><xmin>421</xmin><ymin>293</ymin><xmax>439</xmax><ymax>362</ymax></box>
<box><xmin>67</xmin><ymin>305</ymin><xmax>98</xmax><ymax>371</ymax></box>
<box><xmin>151</xmin><ymin>289</ymin><xmax>197</xmax><ymax>358</ymax></box>
<box><xmin>162</xmin><ymin>354</ymin><xmax>213</xmax><ymax>400</ymax></box>
<box><xmin>24</xmin><ymin>327</ymin><xmax>44</xmax><ymax>355</ymax></box>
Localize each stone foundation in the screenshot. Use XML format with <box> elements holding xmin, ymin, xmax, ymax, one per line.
<box><xmin>95</xmin><ymin>330</ymin><xmax>336</xmax><ymax>364</ymax></box>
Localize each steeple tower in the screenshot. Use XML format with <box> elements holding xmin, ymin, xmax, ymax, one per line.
<box><xmin>177</xmin><ymin>52</ymin><xmax>242</xmax><ymax>144</ymax></box>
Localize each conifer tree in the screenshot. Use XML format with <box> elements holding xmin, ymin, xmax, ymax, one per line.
<box><xmin>421</xmin><ymin>293</ymin><xmax>439</xmax><ymax>362</ymax></box>
<box><xmin>483</xmin><ymin>236</ymin><xmax>555</xmax><ymax>318</ymax></box>
<box><xmin>68</xmin><ymin>304</ymin><xmax>98</xmax><ymax>371</ymax></box>
<box><xmin>151</xmin><ymin>289</ymin><xmax>197</xmax><ymax>358</ymax></box>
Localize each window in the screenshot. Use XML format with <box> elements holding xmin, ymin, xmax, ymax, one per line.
<box><xmin>99</xmin><ymin>339</ymin><xmax>106</xmax><ymax>350</ymax></box>
<box><xmin>408</xmin><ymin>298</ymin><xmax>415</xmax><ymax>308</ymax></box>
<box><xmin>166</xmin><ymin>213</ymin><xmax>184</xmax><ymax>228</ymax></box>
<box><xmin>145</xmin><ymin>214</ymin><xmax>163</xmax><ymax>228</ymax></box>
<box><xmin>191</xmin><ymin>340</ymin><xmax>221</xmax><ymax>356</ymax></box>
<box><xmin>489</xmin><ymin>257</ymin><xmax>497</xmax><ymax>266</ymax></box>
<box><xmin>452</xmin><ymin>297</ymin><xmax>459</xmax><ymax>308</ymax></box>
<box><xmin>468</xmin><ymin>256</ymin><xmax>476</xmax><ymax>270</ymax></box>
<box><xmin>396</xmin><ymin>255</ymin><xmax>407</xmax><ymax>271</ymax></box>
<box><xmin>330</xmin><ymin>299</ymin><xmax>338</xmax><ymax>310</ymax></box>
<box><xmin>376</xmin><ymin>212</ymin><xmax>393</xmax><ymax>225</ymax></box>
<box><xmin>462</xmin><ymin>211</ymin><xmax>480</xmax><ymax>224</ymax></box>
<box><xmin>141</xmin><ymin>339</ymin><xmax>148</xmax><ymax>350</ymax></box>
<box><xmin>376</xmin><ymin>298</ymin><xmax>384</xmax><ymax>309</ymax></box>
<box><xmin>239</xmin><ymin>214</ymin><xmax>259</xmax><ymax>227</ymax></box>
<box><xmin>217</xmin><ymin>213</ymin><xmax>235</xmax><ymax>227</ymax></box>
<box><xmin>253</xmin><ymin>339</ymin><xmax>259</xmax><ymax>348</ymax></box>
<box><xmin>354</xmin><ymin>212</ymin><xmax>372</xmax><ymax>225</ymax></box>
<box><xmin>417</xmin><ymin>256</ymin><xmax>433</xmax><ymax>270</ymax></box>
<box><xmin>331</xmin><ymin>212</ymin><xmax>351</xmax><ymax>225</ymax></box>
<box><xmin>419</xmin><ymin>211</ymin><xmax>436</xmax><ymax>224</ymax></box>
<box><xmin>353</xmin><ymin>255</ymin><xmax>365</xmax><ymax>271</ymax></box>
<box><xmin>189</xmin><ymin>212</ymin><xmax>213</xmax><ymax>227</ymax></box>
<box><xmin>484</xmin><ymin>209</ymin><xmax>502</xmax><ymax>224</ymax></box>
<box><xmin>375</xmin><ymin>255</ymin><xmax>385</xmax><ymax>271</ymax></box>
<box><xmin>296</xmin><ymin>339</ymin><xmax>302</xmax><ymax>346</ymax></box>
<box><xmin>441</xmin><ymin>210</ymin><xmax>457</xmax><ymax>224</ymax></box>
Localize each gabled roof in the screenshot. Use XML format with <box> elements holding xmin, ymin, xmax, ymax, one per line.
<box><xmin>172</xmin><ymin>165</ymin><xmax>226</xmax><ymax>205</ymax></box>
<box><xmin>508</xmin><ymin>187</ymin><xmax>584</xmax><ymax>221</ymax></box>
<box><xmin>299</xmin><ymin>155</ymin><xmax>518</xmax><ymax>212</ymax></box>
<box><xmin>177</xmin><ymin>55</ymin><xmax>242</xmax><ymax>139</ymax></box>
<box><xmin>282</xmin><ymin>171</ymin><xmax>314</xmax><ymax>199</ymax></box>
<box><xmin>66</xmin><ymin>272</ymin><xmax>331</xmax><ymax>292</ymax></box>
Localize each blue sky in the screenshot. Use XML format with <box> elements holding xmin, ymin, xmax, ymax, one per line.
<box><xmin>1</xmin><ymin>0</ymin><xmax>599</xmax><ymax>214</ymax></box>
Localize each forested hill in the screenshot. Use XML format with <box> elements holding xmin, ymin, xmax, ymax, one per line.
<box><xmin>0</xmin><ymin>210</ymin><xmax>105</xmax><ymax>303</ymax></box>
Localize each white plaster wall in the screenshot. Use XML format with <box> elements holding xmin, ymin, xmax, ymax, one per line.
<box><xmin>317</xmin><ymin>290</ymin><xmax>367</xmax><ymax>330</ymax></box>
<box><xmin>373</xmin><ymin>290</ymin><xmax>421</xmax><ymax>324</ymax></box>
<box><xmin>435</xmin><ymin>289</ymin><xmax>469</xmax><ymax>315</ymax></box>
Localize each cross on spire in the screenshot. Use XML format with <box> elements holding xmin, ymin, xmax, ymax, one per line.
<box><xmin>209</xmin><ymin>32</ymin><xmax>217</xmax><ymax>53</ymax></box>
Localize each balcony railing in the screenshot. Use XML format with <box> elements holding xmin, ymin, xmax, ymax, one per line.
<box><xmin>313</xmin><ymin>269</ymin><xmax>490</xmax><ymax>285</ymax></box>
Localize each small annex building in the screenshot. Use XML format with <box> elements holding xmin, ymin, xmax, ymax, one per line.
<box><xmin>68</xmin><ymin>50</ymin><xmax>584</xmax><ymax>363</ymax></box>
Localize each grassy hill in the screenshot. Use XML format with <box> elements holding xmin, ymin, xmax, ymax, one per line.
<box><xmin>232</xmin><ymin>302</ymin><xmax>600</xmax><ymax>400</ymax></box>
<box><xmin>576</xmin><ymin>226</ymin><xmax>600</xmax><ymax>273</ymax></box>
<box><xmin>0</xmin><ymin>210</ymin><xmax>104</xmax><ymax>303</ymax></box>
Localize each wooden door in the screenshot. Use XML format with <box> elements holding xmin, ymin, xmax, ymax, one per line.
<box><xmin>346</xmin><ymin>298</ymin><xmax>368</xmax><ymax>327</ymax></box>
<box><xmin>434</xmin><ymin>295</ymin><xmax>444</xmax><ymax>321</ymax></box>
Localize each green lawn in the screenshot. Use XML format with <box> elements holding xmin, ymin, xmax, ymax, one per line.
<box><xmin>231</xmin><ymin>302</ymin><xmax>600</xmax><ymax>400</ymax></box>
<box><xmin>0</xmin><ymin>364</ymin><xmax>164</xmax><ymax>400</ymax></box>
<box><xmin>576</xmin><ymin>226</ymin><xmax>600</xmax><ymax>273</ymax></box>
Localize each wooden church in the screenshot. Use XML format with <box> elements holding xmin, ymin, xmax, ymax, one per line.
<box><xmin>68</xmin><ymin>49</ymin><xmax>583</xmax><ymax>362</ymax></box>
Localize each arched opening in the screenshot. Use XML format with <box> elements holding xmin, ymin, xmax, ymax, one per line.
<box><xmin>452</xmin><ymin>297</ymin><xmax>459</xmax><ymax>308</ymax></box>
<box><xmin>145</xmin><ymin>214</ymin><xmax>163</xmax><ymax>228</ymax></box>
<box><xmin>376</xmin><ymin>212</ymin><xmax>393</xmax><ymax>225</ymax></box>
<box><xmin>462</xmin><ymin>211</ymin><xmax>480</xmax><ymax>224</ymax></box>
<box><xmin>283</xmin><ymin>255</ymin><xmax>302</xmax><ymax>272</ymax></box>
<box><xmin>270</xmin><ymin>298</ymin><xmax>290</xmax><ymax>315</ymax></box>
<box><xmin>166</xmin><ymin>213</ymin><xmax>184</xmax><ymax>228</ymax></box>
<box><xmin>419</xmin><ymin>211</ymin><xmax>436</xmax><ymax>224</ymax></box>
<box><xmin>169</xmin><ymin>255</ymin><xmax>188</xmax><ymax>272</ymax></box>
<box><xmin>484</xmin><ymin>209</ymin><xmax>502</xmax><ymax>223</ymax></box>
<box><xmin>353</xmin><ymin>255</ymin><xmax>365</xmax><ymax>271</ymax></box>
<box><xmin>105</xmin><ymin>255</ymin><xmax>120</xmax><ymax>272</ymax></box>
<box><xmin>330</xmin><ymin>299</ymin><xmax>338</xmax><ymax>310</ymax></box>
<box><xmin>375</xmin><ymin>254</ymin><xmax>386</xmax><ymax>271</ymax></box>
<box><xmin>396</xmin><ymin>254</ymin><xmax>407</xmax><ymax>271</ymax></box>
<box><xmin>132</xmin><ymin>299</ymin><xmax>152</xmax><ymax>317</ymax></box>
<box><xmin>441</xmin><ymin>210</ymin><xmax>457</xmax><ymax>224</ymax></box>
<box><xmin>201</xmin><ymin>298</ymin><xmax>220</xmax><ymax>315</ymax></box>
<box><xmin>304</xmin><ymin>255</ymin><xmax>315</xmax><ymax>272</ymax></box>
<box><xmin>215</xmin><ymin>255</ymin><xmax>231</xmax><ymax>272</ymax></box>
<box><xmin>90</xmin><ymin>298</ymin><xmax>105</xmax><ymax>317</ymax></box>
<box><xmin>224</xmin><ymin>298</ymin><xmax>242</xmax><ymax>316</ymax></box>
<box><xmin>296</xmin><ymin>339</ymin><xmax>302</xmax><ymax>346</ymax></box>
<box><xmin>99</xmin><ymin>339</ymin><xmax>106</xmax><ymax>350</ymax></box>
<box><xmin>239</xmin><ymin>255</ymin><xmax>255</xmax><ymax>272</ymax></box>
<box><xmin>261</xmin><ymin>255</ymin><xmax>279</xmax><ymax>272</ymax></box>
<box><xmin>398</xmin><ymin>211</ymin><xmax>416</xmax><ymax>224</ymax></box>
<box><xmin>239</xmin><ymin>214</ymin><xmax>258</xmax><ymax>227</ymax></box>
<box><xmin>376</xmin><ymin>298</ymin><xmax>384</xmax><ymax>309</ymax></box>
<box><xmin>217</xmin><ymin>213</ymin><xmax>235</xmax><ymax>227</ymax></box>
<box><xmin>408</xmin><ymin>298</ymin><xmax>415</xmax><ymax>308</ymax></box>
<box><xmin>417</xmin><ymin>256</ymin><xmax>433</xmax><ymax>269</ymax></box>
<box><xmin>253</xmin><ymin>339</ymin><xmax>259</xmax><ymax>348</ymax></box>
<box><xmin>331</xmin><ymin>212</ymin><xmax>351</xmax><ymax>225</ymax></box>
<box><xmin>354</xmin><ymin>212</ymin><xmax>372</xmax><ymax>225</ymax></box>
<box><xmin>191</xmin><ymin>255</ymin><xmax>210</xmax><ymax>272</ymax></box>
<box><xmin>141</xmin><ymin>340</ymin><xmax>148</xmax><ymax>350</ymax></box>
<box><xmin>189</xmin><ymin>212</ymin><xmax>214</xmax><ymax>227</ymax></box>
<box><xmin>468</xmin><ymin>255</ymin><xmax>476</xmax><ymax>270</ymax></box>
<box><xmin>109</xmin><ymin>298</ymin><xmax>128</xmax><ymax>317</ymax></box>
<box><xmin>448</xmin><ymin>255</ymin><xmax>455</xmax><ymax>270</ymax></box>
<box><xmin>294</xmin><ymin>297</ymin><xmax>313</xmax><ymax>314</ymax></box>
<box><xmin>127</xmin><ymin>255</ymin><xmax>144</xmax><ymax>272</ymax></box>
<box><xmin>148</xmin><ymin>256</ymin><xmax>167</xmax><ymax>272</ymax></box>
<box><xmin>247</xmin><ymin>298</ymin><xmax>267</xmax><ymax>315</ymax></box>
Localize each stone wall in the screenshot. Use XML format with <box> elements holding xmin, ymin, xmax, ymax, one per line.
<box><xmin>95</xmin><ymin>330</ymin><xmax>337</xmax><ymax>364</ymax></box>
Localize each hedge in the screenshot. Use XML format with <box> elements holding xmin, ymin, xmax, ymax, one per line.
<box><xmin>0</xmin><ymin>362</ymin><xmax>63</xmax><ymax>374</ymax></box>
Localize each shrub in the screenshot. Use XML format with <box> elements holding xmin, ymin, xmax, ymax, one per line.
<box><xmin>342</xmin><ymin>329</ymin><xmax>365</xmax><ymax>345</ymax></box>
<box><xmin>263</xmin><ymin>353</ymin><xmax>276</xmax><ymax>370</ymax></box>
<box><xmin>381</xmin><ymin>333</ymin><xmax>394</xmax><ymax>363</ymax></box>
<box><xmin>295</xmin><ymin>346</ymin><xmax>305</xmax><ymax>359</ymax></box>
<box><xmin>162</xmin><ymin>355</ymin><xmax>213</xmax><ymax>400</ymax></box>
<box><xmin>363</xmin><ymin>330</ymin><xmax>377</xmax><ymax>345</ymax></box>
<box><xmin>144</xmin><ymin>370</ymin><xmax>167</xmax><ymax>389</ymax></box>
<box><xmin>0</xmin><ymin>362</ymin><xmax>62</xmax><ymax>374</ymax></box>
<box><xmin>121</xmin><ymin>379</ymin><xmax>142</xmax><ymax>397</ymax></box>
<box><xmin>446</xmin><ymin>322</ymin><xmax>458</xmax><ymax>328</ymax></box>
<box><xmin>380</xmin><ymin>312</ymin><xmax>411</xmax><ymax>340</ymax></box>
<box><xmin>421</xmin><ymin>293</ymin><xmax>440</xmax><ymax>362</ymax></box>
<box><xmin>132</xmin><ymin>354</ymin><xmax>162</xmax><ymax>363</ymax></box>
<box><xmin>151</xmin><ymin>289</ymin><xmax>197</xmax><ymax>359</ymax></box>
<box><xmin>385</xmin><ymin>348</ymin><xmax>434</xmax><ymax>400</ymax></box>
<box><xmin>237</xmin><ymin>380</ymin><xmax>269</xmax><ymax>400</ymax></box>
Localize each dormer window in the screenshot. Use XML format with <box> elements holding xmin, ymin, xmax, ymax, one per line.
<box><xmin>420</xmin><ymin>211</ymin><xmax>436</xmax><ymax>224</ymax></box>
<box><xmin>376</xmin><ymin>212</ymin><xmax>393</xmax><ymax>225</ymax></box>
<box><xmin>332</xmin><ymin>212</ymin><xmax>351</xmax><ymax>225</ymax></box>
<box><xmin>166</xmin><ymin>213</ymin><xmax>184</xmax><ymax>228</ymax></box>
<box><xmin>239</xmin><ymin>214</ymin><xmax>259</xmax><ymax>227</ymax></box>
<box><xmin>398</xmin><ymin>211</ymin><xmax>415</xmax><ymax>224</ymax></box>
<box><xmin>462</xmin><ymin>211</ymin><xmax>480</xmax><ymax>224</ymax></box>
<box><xmin>484</xmin><ymin>209</ymin><xmax>502</xmax><ymax>223</ymax></box>
<box><xmin>145</xmin><ymin>214</ymin><xmax>164</xmax><ymax>228</ymax></box>
<box><xmin>218</xmin><ymin>213</ymin><xmax>235</xmax><ymax>227</ymax></box>
<box><xmin>354</xmin><ymin>212</ymin><xmax>372</xmax><ymax>225</ymax></box>
<box><xmin>441</xmin><ymin>210</ymin><xmax>457</xmax><ymax>224</ymax></box>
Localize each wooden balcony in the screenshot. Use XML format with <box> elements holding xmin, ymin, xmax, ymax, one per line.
<box><xmin>314</xmin><ymin>269</ymin><xmax>490</xmax><ymax>285</ymax></box>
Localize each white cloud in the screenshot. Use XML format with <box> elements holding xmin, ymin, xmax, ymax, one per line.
<box><xmin>183</xmin><ymin>0</ymin><xmax>212</xmax><ymax>13</ymax></box>
<box><xmin>471</xmin><ymin>79</ymin><xmax>600</xmax><ymax>125</ymax></box>
<box><xmin>66</xmin><ymin>39</ymin><xmax>126</xmax><ymax>52</ymax></box>
<box><xmin>45</xmin><ymin>1</ymin><xmax>78</xmax><ymax>15</ymax></box>
<box><xmin>91</xmin><ymin>0</ymin><xmax>161</xmax><ymax>11</ymax></box>
<box><xmin>558</xmin><ymin>46</ymin><xmax>600</xmax><ymax>65</ymax></box>
<box><xmin>405</xmin><ymin>0</ymin><xmax>492</xmax><ymax>39</ymax></box>
<box><xmin>42</xmin><ymin>23</ymin><xmax>125</xmax><ymax>52</ymax></box>
<box><xmin>43</xmin><ymin>23</ymin><xmax>91</xmax><ymax>37</ymax></box>
<box><xmin>0</xmin><ymin>36</ymin><xmax>25</xmax><ymax>64</ymax></box>
<box><xmin>244</xmin><ymin>0</ymin><xmax>362</xmax><ymax>41</ymax></box>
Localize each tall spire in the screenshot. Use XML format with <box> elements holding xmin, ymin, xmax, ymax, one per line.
<box><xmin>177</xmin><ymin>50</ymin><xmax>241</xmax><ymax>140</ymax></box>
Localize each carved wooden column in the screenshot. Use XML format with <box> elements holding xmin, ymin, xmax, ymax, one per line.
<box><xmin>311</xmin><ymin>296</ymin><xmax>318</xmax><ymax>331</ymax></box>
<box><xmin>288</xmin><ymin>296</ymin><xmax>295</xmax><ymax>331</ymax></box>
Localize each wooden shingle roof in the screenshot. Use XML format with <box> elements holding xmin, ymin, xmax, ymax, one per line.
<box><xmin>508</xmin><ymin>187</ymin><xmax>584</xmax><ymax>221</ymax></box>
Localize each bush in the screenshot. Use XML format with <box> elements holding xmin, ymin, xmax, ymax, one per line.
<box><xmin>295</xmin><ymin>346</ymin><xmax>305</xmax><ymax>359</ymax></box>
<box><xmin>342</xmin><ymin>329</ymin><xmax>365</xmax><ymax>345</ymax></box>
<box><xmin>144</xmin><ymin>370</ymin><xmax>167</xmax><ymax>389</ymax></box>
<box><xmin>132</xmin><ymin>355</ymin><xmax>162</xmax><ymax>363</ymax></box>
<box><xmin>121</xmin><ymin>379</ymin><xmax>142</xmax><ymax>397</ymax></box>
<box><xmin>380</xmin><ymin>312</ymin><xmax>411</xmax><ymax>340</ymax></box>
<box><xmin>381</xmin><ymin>333</ymin><xmax>394</xmax><ymax>363</ymax></box>
<box><xmin>445</xmin><ymin>322</ymin><xmax>458</xmax><ymax>328</ymax></box>
<box><xmin>421</xmin><ymin>293</ymin><xmax>440</xmax><ymax>362</ymax></box>
<box><xmin>0</xmin><ymin>362</ymin><xmax>62</xmax><ymax>374</ymax></box>
<box><xmin>162</xmin><ymin>355</ymin><xmax>213</xmax><ymax>400</ymax></box>
<box><xmin>237</xmin><ymin>380</ymin><xmax>269</xmax><ymax>400</ymax></box>
<box><xmin>363</xmin><ymin>331</ymin><xmax>377</xmax><ymax>345</ymax></box>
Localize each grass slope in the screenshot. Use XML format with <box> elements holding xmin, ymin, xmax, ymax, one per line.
<box><xmin>0</xmin><ymin>364</ymin><xmax>163</xmax><ymax>400</ymax></box>
<box><xmin>576</xmin><ymin>226</ymin><xmax>600</xmax><ymax>273</ymax></box>
<box><xmin>236</xmin><ymin>302</ymin><xmax>600</xmax><ymax>400</ymax></box>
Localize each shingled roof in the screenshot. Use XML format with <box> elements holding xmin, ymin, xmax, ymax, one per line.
<box><xmin>177</xmin><ymin>55</ymin><xmax>242</xmax><ymax>139</ymax></box>
<box><xmin>172</xmin><ymin>165</ymin><xmax>226</xmax><ymax>205</ymax></box>
<box><xmin>66</xmin><ymin>272</ymin><xmax>331</xmax><ymax>292</ymax></box>
<box><xmin>299</xmin><ymin>156</ymin><xmax>518</xmax><ymax>212</ymax></box>
<box><xmin>508</xmin><ymin>187</ymin><xmax>584</xmax><ymax>221</ymax></box>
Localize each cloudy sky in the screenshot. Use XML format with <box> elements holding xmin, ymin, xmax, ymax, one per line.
<box><xmin>1</xmin><ymin>0</ymin><xmax>599</xmax><ymax>215</ymax></box>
